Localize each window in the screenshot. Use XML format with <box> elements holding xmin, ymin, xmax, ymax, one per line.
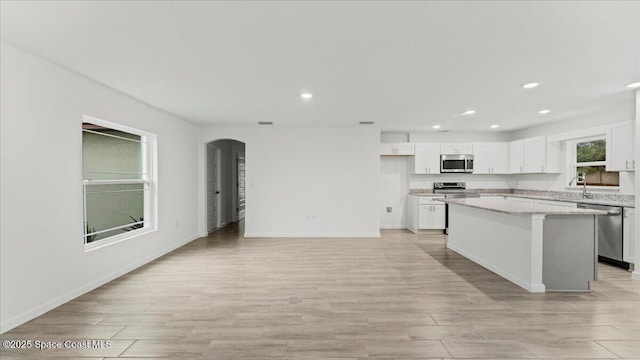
<box><xmin>82</xmin><ymin>115</ymin><xmax>156</xmax><ymax>249</ymax></box>
<box><xmin>574</xmin><ymin>138</ymin><xmax>619</xmax><ymax>187</ymax></box>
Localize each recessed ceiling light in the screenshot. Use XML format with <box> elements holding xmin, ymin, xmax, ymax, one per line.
<box><xmin>522</xmin><ymin>82</ymin><xmax>539</xmax><ymax>89</ymax></box>
<box><xmin>491</xmin><ymin>124</ymin><xmax>500</xmax><ymax>128</ymax></box>
<box><xmin>359</xmin><ymin>121</ymin><xmax>374</xmax><ymax>125</ymax></box>
<box><xmin>257</xmin><ymin>121</ymin><xmax>273</xmax><ymax>125</ymax></box>
<box><xmin>538</xmin><ymin>109</ymin><xmax>551</xmax><ymax>114</ymax></box>
<box><xmin>301</xmin><ymin>92</ymin><xmax>313</xmax><ymax>100</ymax></box>
<box><xmin>626</xmin><ymin>82</ymin><xmax>640</xmax><ymax>89</ymax></box>
<box><xmin>433</xmin><ymin>125</ymin><xmax>441</xmax><ymax>129</ymax></box>
<box><xmin>462</xmin><ymin>110</ymin><xmax>475</xmax><ymax>116</ymax></box>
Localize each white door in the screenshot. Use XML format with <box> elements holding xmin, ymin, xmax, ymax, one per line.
<box><xmin>237</xmin><ymin>156</ymin><xmax>246</xmax><ymax>220</ymax></box>
<box><xmin>207</xmin><ymin>145</ymin><xmax>220</xmax><ymax>233</ymax></box>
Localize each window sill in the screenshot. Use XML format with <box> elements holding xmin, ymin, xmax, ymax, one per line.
<box><xmin>84</xmin><ymin>227</ymin><xmax>156</xmax><ymax>252</ymax></box>
<box><xmin>564</xmin><ymin>186</ymin><xmax>620</xmax><ymax>193</ymax></box>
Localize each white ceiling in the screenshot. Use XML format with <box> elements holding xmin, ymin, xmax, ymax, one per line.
<box><xmin>1</xmin><ymin>1</ymin><xmax>639</xmax><ymax>132</ymax></box>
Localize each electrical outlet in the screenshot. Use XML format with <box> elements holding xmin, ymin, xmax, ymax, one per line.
<box><xmin>386</xmin><ymin>207</ymin><xmax>392</xmax><ymax>213</ymax></box>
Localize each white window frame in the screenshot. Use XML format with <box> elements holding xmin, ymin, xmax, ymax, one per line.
<box><xmin>567</xmin><ymin>135</ymin><xmax>619</xmax><ymax>190</ymax></box>
<box><xmin>82</xmin><ymin>115</ymin><xmax>158</xmax><ymax>251</ymax></box>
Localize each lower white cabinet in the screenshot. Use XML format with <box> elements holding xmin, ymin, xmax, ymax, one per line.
<box><xmin>419</xmin><ymin>204</ymin><xmax>446</xmax><ymax>229</ymax></box>
<box><xmin>408</xmin><ymin>195</ymin><xmax>446</xmax><ymax>233</ymax></box>
<box><xmin>623</xmin><ymin>208</ymin><xmax>635</xmax><ymax>264</ymax></box>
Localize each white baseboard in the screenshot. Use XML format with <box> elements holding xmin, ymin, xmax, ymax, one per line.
<box><xmin>0</xmin><ymin>234</ymin><xmax>200</xmax><ymax>334</ymax></box>
<box><xmin>447</xmin><ymin>242</ymin><xmax>545</xmax><ymax>293</ymax></box>
<box><xmin>243</xmin><ymin>232</ymin><xmax>381</xmax><ymax>238</ymax></box>
<box><xmin>633</xmin><ymin>271</ymin><xmax>640</xmax><ymax>280</ymax></box>
<box><xmin>380</xmin><ymin>225</ymin><xmax>407</xmax><ymax>230</ymax></box>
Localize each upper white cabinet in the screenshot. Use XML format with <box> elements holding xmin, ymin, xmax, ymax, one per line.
<box><xmin>412</xmin><ymin>143</ymin><xmax>441</xmax><ymax>174</ymax></box>
<box><xmin>509</xmin><ymin>137</ymin><xmax>551</xmax><ymax>174</ymax></box>
<box><xmin>509</xmin><ymin>140</ymin><xmax>525</xmax><ymax>173</ymax></box>
<box><xmin>440</xmin><ymin>143</ymin><xmax>473</xmax><ymax>154</ymax></box>
<box><xmin>606</xmin><ymin>121</ymin><xmax>635</xmax><ymax>171</ymax></box>
<box><xmin>380</xmin><ymin>143</ymin><xmax>414</xmax><ymax>156</ymax></box>
<box><xmin>523</xmin><ymin>136</ymin><xmax>547</xmax><ymax>173</ymax></box>
<box><xmin>473</xmin><ymin>143</ymin><xmax>509</xmax><ymax>174</ymax></box>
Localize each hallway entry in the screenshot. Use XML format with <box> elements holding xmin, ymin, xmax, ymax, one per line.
<box><xmin>206</xmin><ymin>139</ymin><xmax>246</xmax><ymax>234</ymax></box>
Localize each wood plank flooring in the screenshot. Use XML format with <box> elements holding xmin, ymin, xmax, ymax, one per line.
<box><xmin>2</xmin><ymin>223</ymin><xmax>640</xmax><ymax>359</ymax></box>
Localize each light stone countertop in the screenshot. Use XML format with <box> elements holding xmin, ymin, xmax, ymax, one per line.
<box><xmin>439</xmin><ymin>197</ymin><xmax>607</xmax><ymax>215</ymax></box>
<box><xmin>408</xmin><ymin>190</ymin><xmax>635</xmax><ymax>208</ymax></box>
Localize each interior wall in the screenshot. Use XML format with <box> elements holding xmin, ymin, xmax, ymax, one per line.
<box><xmin>0</xmin><ymin>42</ymin><xmax>200</xmax><ymax>332</ymax></box>
<box><xmin>198</xmin><ymin>126</ymin><xmax>381</xmax><ymax>237</ymax></box>
<box><xmin>380</xmin><ymin>157</ymin><xmax>410</xmax><ymax>229</ymax></box>
<box><xmin>635</xmin><ymin>89</ymin><xmax>640</xmax><ymax>279</ymax></box>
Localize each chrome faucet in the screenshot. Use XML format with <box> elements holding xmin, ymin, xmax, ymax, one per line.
<box><xmin>568</xmin><ymin>172</ymin><xmax>591</xmax><ymax>199</ymax></box>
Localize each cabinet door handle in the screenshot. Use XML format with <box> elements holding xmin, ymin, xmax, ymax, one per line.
<box><xmin>626</xmin><ymin>160</ymin><xmax>629</xmax><ymax>169</ymax></box>
<box><xmin>633</xmin><ymin>160</ymin><xmax>636</xmax><ymax>169</ymax></box>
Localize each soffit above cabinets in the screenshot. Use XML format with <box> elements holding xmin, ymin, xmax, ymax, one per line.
<box><xmin>1</xmin><ymin>1</ymin><xmax>638</xmax><ymax>131</ymax></box>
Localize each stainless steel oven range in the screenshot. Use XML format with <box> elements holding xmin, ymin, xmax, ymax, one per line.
<box><xmin>433</xmin><ymin>182</ymin><xmax>480</xmax><ymax>234</ymax></box>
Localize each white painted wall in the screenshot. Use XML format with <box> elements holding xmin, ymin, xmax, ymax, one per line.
<box><xmin>634</xmin><ymin>89</ymin><xmax>640</xmax><ymax>279</ymax></box>
<box><xmin>198</xmin><ymin>127</ymin><xmax>380</xmax><ymax>237</ymax></box>
<box><xmin>0</xmin><ymin>43</ymin><xmax>200</xmax><ymax>332</ymax></box>
<box><xmin>380</xmin><ymin>157</ymin><xmax>410</xmax><ymax>229</ymax></box>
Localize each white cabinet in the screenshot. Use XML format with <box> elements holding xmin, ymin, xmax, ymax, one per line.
<box><xmin>440</xmin><ymin>143</ymin><xmax>473</xmax><ymax>155</ymax></box>
<box><xmin>606</xmin><ymin>122</ymin><xmax>635</xmax><ymax>171</ymax></box>
<box><xmin>408</xmin><ymin>195</ymin><xmax>446</xmax><ymax>233</ymax></box>
<box><xmin>419</xmin><ymin>204</ymin><xmax>446</xmax><ymax>230</ymax></box>
<box><xmin>380</xmin><ymin>143</ymin><xmax>414</xmax><ymax>156</ymax></box>
<box><xmin>523</xmin><ymin>136</ymin><xmax>547</xmax><ymax>173</ymax></box>
<box><xmin>623</xmin><ymin>208</ymin><xmax>635</xmax><ymax>264</ymax></box>
<box><xmin>509</xmin><ymin>140</ymin><xmax>525</xmax><ymax>173</ymax></box>
<box><xmin>509</xmin><ymin>137</ymin><xmax>548</xmax><ymax>174</ymax></box>
<box><xmin>412</xmin><ymin>143</ymin><xmax>441</xmax><ymax>174</ymax></box>
<box><xmin>473</xmin><ymin>143</ymin><xmax>509</xmax><ymax>174</ymax></box>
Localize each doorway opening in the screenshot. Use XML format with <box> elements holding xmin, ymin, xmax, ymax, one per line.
<box><xmin>206</xmin><ymin>139</ymin><xmax>246</xmax><ymax>235</ymax></box>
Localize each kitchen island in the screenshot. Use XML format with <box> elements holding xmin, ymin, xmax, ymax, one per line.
<box><xmin>441</xmin><ymin>197</ymin><xmax>606</xmax><ymax>293</ymax></box>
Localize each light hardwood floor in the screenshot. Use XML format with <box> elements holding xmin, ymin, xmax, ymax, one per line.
<box><xmin>2</xmin><ymin>223</ymin><xmax>640</xmax><ymax>359</ymax></box>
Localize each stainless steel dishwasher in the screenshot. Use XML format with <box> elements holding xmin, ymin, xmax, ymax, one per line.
<box><xmin>577</xmin><ymin>203</ymin><xmax>628</xmax><ymax>269</ymax></box>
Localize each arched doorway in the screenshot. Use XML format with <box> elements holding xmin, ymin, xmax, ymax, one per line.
<box><xmin>206</xmin><ymin>139</ymin><xmax>245</xmax><ymax>234</ymax></box>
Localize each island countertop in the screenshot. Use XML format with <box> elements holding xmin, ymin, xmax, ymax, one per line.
<box><xmin>439</xmin><ymin>197</ymin><xmax>607</xmax><ymax>215</ymax></box>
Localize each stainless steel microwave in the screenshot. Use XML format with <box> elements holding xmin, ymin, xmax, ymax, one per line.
<box><xmin>440</xmin><ymin>154</ymin><xmax>474</xmax><ymax>173</ymax></box>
